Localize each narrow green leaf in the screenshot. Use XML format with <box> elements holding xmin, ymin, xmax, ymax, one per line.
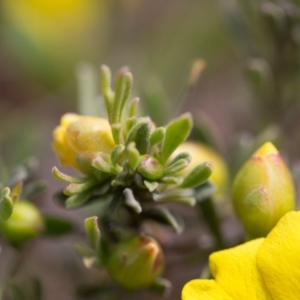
<box><xmin>159</xmin><ymin>176</ymin><xmax>183</xmax><ymax>185</ymax></box>
<box><xmin>43</xmin><ymin>214</ymin><xmax>74</xmax><ymax>237</ymax></box>
<box><xmin>112</xmin><ymin>70</ymin><xmax>132</xmax><ymax>123</ymax></box>
<box><xmin>168</xmin><ymin>151</ymin><xmax>191</xmax><ymax>164</ymax></box>
<box><xmin>142</xmin><ymin>207</ymin><xmax>184</xmax><ymax>234</ymax></box>
<box><xmin>126</xmin><ymin>118</ymin><xmax>151</xmax><ymax>154</ymax></box>
<box><xmin>163</xmin><ymin>158</ymin><xmax>189</xmax><ymax>175</ymax></box>
<box><xmin>64</xmin><ymin>179</ymin><xmax>97</xmax><ymax>196</ymax></box>
<box><xmin>153</xmin><ymin>189</ymin><xmax>196</xmax><ymax>206</ymax></box>
<box><xmin>65</xmin><ymin>189</ymin><xmax>94</xmax><ymax>209</ymax></box>
<box><xmin>85</xmin><ymin>216</ymin><xmax>101</xmax><ymax>252</ymax></box>
<box><xmin>134</xmin><ymin>120</ymin><xmax>151</xmax><ymax>154</ymax></box>
<box><xmin>0</xmin><ymin>187</ymin><xmax>14</xmax><ymax>221</ymax></box>
<box><xmin>92</xmin><ymin>156</ymin><xmax>112</xmax><ymax>173</ymax></box>
<box><xmin>129</xmin><ymin>97</ymin><xmax>139</xmax><ymax>117</ymax></box>
<box><xmin>111</xmin><ymin>144</ymin><xmax>125</xmax><ymax>166</ymax></box>
<box><xmin>101</xmin><ymin>65</ymin><xmax>114</xmax><ymax>122</ymax></box>
<box><xmin>111</xmin><ymin>123</ymin><xmax>123</xmax><ymax>145</ymax></box>
<box><xmin>180</xmin><ymin>161</ymin><xmax>213</xmax><ymax>188</ymax></box>
<box><xmin>150</xmin><ymin>127</ymin><xmax>165</xmax><ymax>147</ymax></box>
<box><xmin>127</xmin><ymin>143</ymin><xmax>140</xmax><ymax>171</ymax></box>
<box><xmin>52</xmin><ymin>167</ymin><xmax>86</xmax><ymax>183</ymax></box>
<box><xmin>160</xmin><ymin>113</ymin><xmax>193</xmax><ymax>164</ymax></box>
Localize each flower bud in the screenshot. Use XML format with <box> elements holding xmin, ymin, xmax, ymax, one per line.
<box><xmin>53</xmin><ymin>113</ymin><xmax>115</xmax><ymax>174</ymax></box>
<box><xmin>173</xmin><ymin>142</ymin><xmax>229</xmax><ymax>197</ymax></box>
<box><xmin>137</xmin><ymin>155</ymin><xmax>164</xmax><ymax>181</ymax></box>
<box><xmin>232</xmin><ymin>142</ymin><xmax>295</xmax><ymax>238</ymax></box>
<box><xmin>0</xmin><ymin>201</ymin><xmax>44</xmax><ymax>246</ymax></box>
<box><xmin>106</xmin><ymin>235</ymin><xmax>164</xmax><ymax>290</ymax></box>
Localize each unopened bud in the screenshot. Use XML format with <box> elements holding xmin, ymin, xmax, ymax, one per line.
<box><xmin>232</xmin><ymin>142</ymin><xmax>295</xmax><ymax>238</ymax></box>
<box><xmin>0</xmin><ymin>201</ymin><xmax>44</xmax><ymax>246</ymax></box>
<box><xmin>137</xmin><ymin>155</ymin><xmax>164</xmax><ymax>181</ymax></box>
<box><xmin>53</xmin><ymin>113</ymin><xmax>115</xmax><ymax>174</ymax></box>
<box><xmin>106</xmin><ymin>235</ymin><xmax>164</xmax><ymax>290</ymax></box>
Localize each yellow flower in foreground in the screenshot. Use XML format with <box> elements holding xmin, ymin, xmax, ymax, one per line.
<box><xmin>53</xmin><ymin>113</ymin><xmax>115</xmax><ymax>174</ymax></box>
<box><xmin>182</xmin><ymin>210</ymin><xmax>300</xmax><ymax>300</ymax></box>
<box><xmin>174</xmin><ymin>141</ymin><xmax>229</xmax><ymax>197</ymax></box>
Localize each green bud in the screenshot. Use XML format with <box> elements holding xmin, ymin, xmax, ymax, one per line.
<box><xmin>137</xmin><ymin>155</ymin><xmax>164</xmax><ymax>181</ymax></box>
<box><xmin>0</xmin><ymin>201</ymin><xmax>44</xmax><ymax>246</ymax></box>
<box><xmin>232</xmin><ymin>142</ymin><xmax>295</xmax><ymax>239</ymax></box>
<box><xmin>106</xmin><ymin>236</ymin><xmax>164</xmax><ymax>290</ymax></box>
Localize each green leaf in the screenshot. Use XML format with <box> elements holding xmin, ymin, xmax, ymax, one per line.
<box><xmin>63</xmin><ymin>179</ymin><xmax>98</xmax><ymax>196</ymax></box>
<box><xmin>126</xmin><ymin>118</ymin><xmax>151</xmax><ymax>154</ymax></box>
<box><xmin>127</xmin><ymin>143</ymin><xmax>140</xmax><ymax>171</ymax></box>
<box><xmin>65</xmin><ymin>189</ymin><xmax>94</xmax><ymax>209</ymax></box>
<box><xmin>153</xmin><ymin>188</ymin><xmax>196</xmax><ymax>206</ymax></box>
<box><xmin>101</xmin><ymin>65</ymin><xmax>114</xmax><ymax>122</ymax></box>
<box><xmin>111</xmin><ymin>144</ymin><xmax>125</xmax><ymax>166</ymax></box>
<box><xmin>0</xmin><ymin>187</ymin><xmax>14</xmax><ymax>221</ymax></box>
<box><xmin>43</xmin><ymin>214</ymin><xmax>74</xmax><ymax>237</ymax></box>
<box><xmin>111</xmin><ymin>123</ymin><xmax>123</xmax><ymax>145</ymax></box>
<box><xmin>134</xmin><ymin>120</ymin><xmax>151</xmax><ymax>155</ymax></box>
<box><xmin>52</xmin><ymin>167</ymin><xmax>86</xmax><ymax>183</ymax></box>
<box><xmin>92</xmin><ymin>155</ymin><xmax>112</xmax><ymax>173</ymax></box>
<box><xmin>142</xmin><ymin>207</ymin><xmax>184</xmax><ymax>234</ymax></box>
<box><xmin>85</xmin><ymin>216</ymin><xmax>101</xmax><ymax>252</ymax></box>
<box><xmin>163</xmin><ymin>158</ymin><xmax>190</xmax><ymax>175</ymax></box>
<box><xmin>159</xmin><ymin>176</ymin><xmax>183</xmax><ymax>185</ymax></box>
<box><xmin>112</xmin><ymin>70</ymin><xmax>132</xmax><ymax>124</ymax></box>
<box><xmin>160</xmin><ymin>113</ymin><xmax>193</xmax><ymax>164</ymax></box>
<box><xmin>129</xmin><ymin>97</ymin><xmax>139</xmax><ymax>118</ymax></box>
<box><xmin>180</xmin><ymin>161</ymin><xmax>213</xmax><ymax>188</ymax></box>
<box><xmin>150</xmin><ymin>127</ymin><xmax>165</xmax><ymax>147</ymax></box>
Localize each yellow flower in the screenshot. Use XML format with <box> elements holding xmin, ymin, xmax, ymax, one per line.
<box><xmin>232</xmin><ymin>142</ymin><xmax>295</xmax><ymax>238</ymax></box>
<box><xmin>182</xmin><ymin>210</ymin><xmax>300</xmax><ymax>300</ymax></box>
<box><xmin>174</xmin><ymin>141</ymin><xmax>229</xmax><ymax>197</ymax></box>
<box><xmin>53</xmin><ymin>113</ymin><xmax>115</xmax><ymax>174</ymax></box>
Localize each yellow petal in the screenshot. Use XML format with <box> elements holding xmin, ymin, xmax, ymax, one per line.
<box><xmin>181</xmin><ymin>279</ymin><xmax>233</xmax><ymax>300</ymax></box>
<box><xmin>257</xmin><ymin>211</ymin><xmax>300</xmax><ymax>300</ymax></box>
<box><xmin>66</xmin><ymin>118</ymin><xmax>114</xmax><ymax>154</ymax></box>
<box><xmin>210</xmin><ymin>238</ymin><xmax>273</xmax><ymax>300</ymax></box>
<box><xmin>53</xmin><ymin>123</ymin><xmax>79</xmax><ymax>169</ymax></box>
